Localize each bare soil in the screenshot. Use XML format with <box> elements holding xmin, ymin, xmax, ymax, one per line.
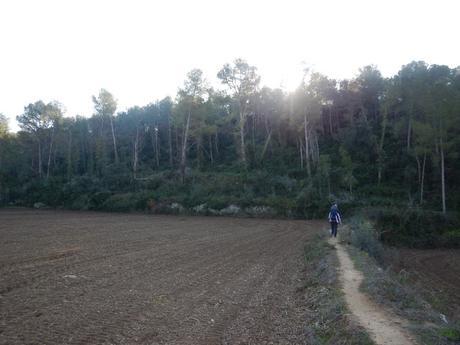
<box><xmin>0</xmin><ymin>209</ymin><xmax>321</xmax><ymax>345</ymax></box>
<box><xmin>330</xmin><ymin>238</ymin><xmax>417</xmax><ymax>345</ymax></box>
<box><xmin>392</xmin><ymin>248</ymin><xmax>460</xmax><ymax>319</ymax></box>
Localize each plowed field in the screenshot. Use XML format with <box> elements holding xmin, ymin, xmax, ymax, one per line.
<box><xmin>394</xmin><ymin>247</ymin><xmax>460</xmax><ymax>319</ymax></box>
<box><xmin>0</xmin><ymin>209</ymin><xmax>320</xmax><ymax>345</ymax></box>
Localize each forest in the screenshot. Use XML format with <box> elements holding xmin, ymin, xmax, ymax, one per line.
<box><xmin>0</xmin><ymin>59</ymin><xmax>459</xmax><ymax>247</ymax></box>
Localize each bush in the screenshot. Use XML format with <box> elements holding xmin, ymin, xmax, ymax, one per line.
<box><xmin>346</xmin><ymin>215</ymin><xmax>384</xmax><ymax>263</ymax></box>
<box><xmin>437</xmin><ymin>229</ymin><xmax>460</xmax><ymax>247</ymax></box>
<box><xmin>70</xmin><ymin>194</ymin><xmax>90</xmax><ymax>210</ymax></box>
<box><xmin>133</xmin><ymin>191</ymin><xmax>158</xmax><ymax>211</ymax></box>
<box><xmin>263</xmin><ymin>196</ymin><xmax>297</xmax><ymax>217</ymax></box>
<box><xmin>101</xmin><ymin>193</ymin><xmax>138</xmax><ymax>212</ymax></box>
<box><xmin>88</xmin><ymin>191</ymin><xmax>112</xmax><ymax>210</ymax></box>
<box><xmin>367</xmin><ymin>207</ymin><xmax>460</xmax><ymax>248</ymax></box>
<box><xmin>206</xmin><ymin>195</ymin><xmax>232</xmax><ymax>210</ymax></box>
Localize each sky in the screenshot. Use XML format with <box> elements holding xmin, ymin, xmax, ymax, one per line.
<box><xmin>0</xmin><ymin>0</ymin><xmax>459</xmax><ymax>131</ymax></box>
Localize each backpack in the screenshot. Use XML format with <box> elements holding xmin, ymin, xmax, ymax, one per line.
<box><xmin>329</xmin><ymin>206</ymin><xmax>339</xmax><ymax>222</ymax></box>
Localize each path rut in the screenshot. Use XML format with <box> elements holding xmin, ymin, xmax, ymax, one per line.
<box><xmin>330</xmin><ymin>237</ymin><xmax>417</xmax><ymax>345</ymax></box>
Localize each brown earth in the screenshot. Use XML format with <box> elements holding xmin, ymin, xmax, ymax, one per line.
<box><xmin>392</xmin><ymin>248</ymin><xmax>460</xmax><ymax>319</ymax></box>
<box><xmin>0</xmin><ymin>209</ymin><xmax>321</xmax><ymax>345</ymax></box>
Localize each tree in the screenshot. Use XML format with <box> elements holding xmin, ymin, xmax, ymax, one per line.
<box><xmin>0</xmin><ymin>114</ymin><xmax>10</xmax><ymax>184</ymax></box>
<box><xmin>425</xmin><ymin>65</ymin><xmax>456</xmax><ymax>214</ymax></box>
<box><xmin>92</xmin><ymin>89</ymin><xmax>118</xmax><ymax>163</ymax></box>
<box><xmin>292</xmin><ymin>73</ymin><xmax>334</xmax><ymax>178</ymax></box>
<box><xmin>176</xmin><ymin>69</ymin><xmax>206</xmax><ymax>181</ymax></box>
<box><xmin>44</xmin><ymin>102</ymin><xmax>64</xmax><ymax>179</ymax></box>
<box><xmin>218</xmin><ymin>58</ymin><xmax>260</xmax><ymax>166</ymax></box>
<box><xmin>159</xmin><ymin>97</ymin><xmax>174</xmax><ymax>168</ymax></box>
<box><xmin>377</xmin><ymin>78</ymin><xmax>399</xmax><ymax>185</ymax></box>
<box><xmin>354</xmin><ymin>65</ymin><xmax>384</xmax><ymax>121</ymax></box>
<box><xmin>340</xmin><ymin>146</ymin><xmax>357</xmax><ymax>194</ymax></box>
<box><xmin>412</xmin><ymin>120</ymin><xmax>434</xmax><ymax>204</ymax></box>
<box><xmin>17</xmin><ymin>101</ymin><xmax>62</xmax><ymax>178</ymax></box>
<box><xmin>398</xmin><ymin>61</ymin><xmax>428</xmax><ymax>151</ymax></box>
<box><xmin>0</xmin><ymin>114</ymin><xmax>8</xmax><ymax>137</ymax></box>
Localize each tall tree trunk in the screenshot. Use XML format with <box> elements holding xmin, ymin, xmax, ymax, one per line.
<box><xmin>168</xmin><ymin>112</ymin><xmax>173</xmax><ymax>167</ymax></box>
<box><xmin>214</xmin><ymin>132</ymin><xmax>219</xmax><ymax>157</ymax></box>
<box><xmin>304</xmin><ymin>114</ymin><xmax>311</xmax><ymax>178</ymax></box>
<box><xmin>67</xmin><ymin>130</ymin><xmax>72</xmax><ymax>181</ymax></box>
<box><xmin>406</xmin><ymin>105</ymin><xmax>413</xmax><ymax>151</ymax></box>
<box><xmin>110</xmin><ymin>115</ymin><xmax>119</xmax><ymax>164</ymax></box>
<box><xmin>46</xmin><ymin>128</ymin><xmax>55</xmax><ymax>179</ymax></box>
<box><xmin>420</xmin><ymin>152</ymin><xmax>426</xmax><ymax>204</ymax></box>
<box><xmin>175</xmin><ymin>128</ymin><xmax>180</xmax><ymax>163</ymax></box>
<box><xmin>133</xmin><ymin>127</ymin><xmax>139</xmax><ymax>178</ymax></box>
<box><xmin>406</xmin><ymin>118</ymin><xmax>412</xmax><ymax>151</ymax></box>
<box><xmin>209</xmin><ymin>135</ymin><xmax>213</xmax><ymax>164</ymax></box>
<box><xmin>252</xmin><ymin>113</ymin><xmax>256</xmax><ymax>158</ymax></box>
<box><xmin>377</xmin><ymin>110</ymin><xmax>387</xmax><ymax>185</ymax></box>
<box><xmin>440</xmin><ymin>137</ymin><xmax>446</xmax><ymax>214</ymax></box>
<box><xmin>299</xmin><ymin>137</ymin><xmax>304</xmax><ymax>169</ymax></box>
<box><xmin>239</xmin><ymin>107</ymin><xmax>247</xmax><ymax>167</ymax></box>
<box><xmin>180</xmin><ymin>108</ymin><xmax>192</xmax><ymax>182</ymax></box>
<box><xmin>313</xmin><ymin>133</ymin><xmax>320</xmax><ymax>163</ymax></box>
<box><xmin>197</xmin><ymin>135</ymin><xmax>202</xmax><ymax>170</ymax></box>
<box><xmin>155</xmin><ymin>127</ymin><xmax>160</xmax><ymax>168</ymax></box>
<box><xmin>415</xmin><ymin>154</ymin><xmax>421</xmax><ymax>186</ymax></box>
<box><xmin>259</xmin><ymin>131</ymin><xmax>272</xmax><ymax>162</ymax></box>
<box><xmin>38</xmin><ymin>139</ymin><xmax>42</xmax><ymax>178</ymax></box>
<box><xmin>328</xmin><ymin>108</ymin><xmax>333</xmax><ymax>135</ymax></box>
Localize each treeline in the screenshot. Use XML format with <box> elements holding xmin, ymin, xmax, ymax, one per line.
<box><xmin>0</xmin><ymin>60</ymin><xmax>459</xmax><ymax>242</ymax></box>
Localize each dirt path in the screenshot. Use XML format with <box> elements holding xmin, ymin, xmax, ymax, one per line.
<box><xmin>0</xmin><ymin>209</ymin><xmax>322</xmax><ymax>345</ymax></box>
<box><xmin>329</xmin><ymin>237</ymin><xmax>417</xmax><ymax>345</ymax></box>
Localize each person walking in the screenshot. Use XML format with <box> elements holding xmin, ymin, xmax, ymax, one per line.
<box><xmin>328</xmin><ymin>203</ymin><xmax>341</xmax><ymax>238</ymax></box>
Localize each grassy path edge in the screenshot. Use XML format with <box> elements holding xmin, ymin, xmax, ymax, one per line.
<box><xmin>330</xmin><ymin>237</ymin><xmax>417</xmax><ymax>345</ymax></box>
<box><xmin>301</xmin><ymin>232</ymin><xmax>375</xmax><ymax>344</ymax></box>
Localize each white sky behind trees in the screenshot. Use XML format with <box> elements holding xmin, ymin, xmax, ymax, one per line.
<box><xmin>0</xmin><ymin>0</ymin><xmax>459</xmax><ymax>131</ymax></box>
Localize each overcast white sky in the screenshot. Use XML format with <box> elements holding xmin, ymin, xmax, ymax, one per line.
<box><xmin>0</xmin><ymin>0</ymin><xmax>458</xmax><ymax>131</ymax></box>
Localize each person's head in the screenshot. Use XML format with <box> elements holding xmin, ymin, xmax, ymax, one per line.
<box><xmin>331</xmin><ymin>202</ymin><xmax>338</xmax><ymax>210</ymax></box>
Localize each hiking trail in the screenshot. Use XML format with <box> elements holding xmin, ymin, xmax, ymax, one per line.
<box><xmin>329</xmin><ymin>237</ymin><xmax>417</xmax><ymax>345</ymax></box>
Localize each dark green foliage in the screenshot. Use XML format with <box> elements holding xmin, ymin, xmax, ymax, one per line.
<box><xmin>101</xmin><ymin>193</ymin><xmax>139</xmax><ymax>212</ymax></box>
<box><xmin>347</xmin><ymin>215</ymin><xmax>384</xmax><ymax>263</ymax></box>
<box><xmin>368</xmin><ymin>208</ymin><xmax>460</xmax><ymax>248</ymax></box>
<box><xmin>438</xmin><ymin>327</ymin><xmax>460</xmax><ymax>341</ymax></box>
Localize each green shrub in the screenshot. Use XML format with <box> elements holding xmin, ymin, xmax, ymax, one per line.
<box><xmin>348</xmin><ymin>216</ymin><xmax>384</xmax><ymax>263</ymax></box>
<box><xmin>437</xmin><ymin>229</ymin><xmax>460</xmax><ymax>247</ymax></box>
<box><xmin>368</xmin><ymin>207</ymin><xmax>460</xmax><ymax>248</ymax></box>
<box><xmin>206</xmin><ymin>195</ymin><xmax>233</xmax><ymax>210</ymax></box>
<box><xmin>438</xmin><ymin>327</ymin><xmax>460</xmax><ymax>341</ymax></box>
<box><xmin>133</xmin><ymin>191</ymin><xmax>158</xmax><ymax>211</ymax></box>
<box><xmin>70</xmin><ymin>194</ymin><xmax>90</xmax><ymax>210</ymax></box>
<box><xmin>88</xmin><ymin>191</ymin><xmax>112</xmax><ymax>210</ymax></box>
<box><xmin>101</xmin><ymin>193</ymin><xmax>138</xmax><ymax>212</ymax></box>
<box><xmin>262</xmin><ymin>195</ymin><xmax>297</xmax><ymax>217</ymax></box>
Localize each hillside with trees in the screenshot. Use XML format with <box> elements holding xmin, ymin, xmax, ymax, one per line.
<box><xmin>1</xmin><ymin>60</ymin><xmax>459</xmax><ymax>247</ymax></box>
